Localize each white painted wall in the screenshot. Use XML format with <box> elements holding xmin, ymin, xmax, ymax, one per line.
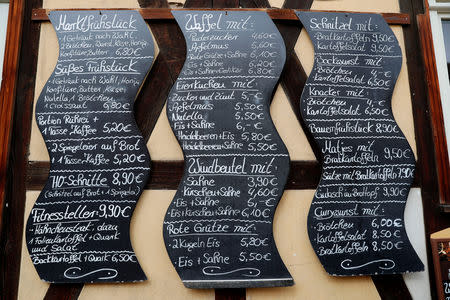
<box><xmin>0</xmin><ymin>3</ymin><xmax>9</xmax><ymax>84</ymax></box>
<box><xmin>404</xmin><ymin>188</ymin><xmax>432</xmax><ymax>300</ymax></box>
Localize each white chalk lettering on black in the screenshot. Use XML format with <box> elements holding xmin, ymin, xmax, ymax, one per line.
<box><xmin>163</xmin><ymin>11</ymin><xmax>293</xmax><ymax>289</ymax></box>
<box><xmin>296</xmin><ymin>11</ymin><xmax>424</xmax><ymax>276</ymax></box>
<box><xmin>26</xmin><ymin>10</ymin><xmax>155</xmax><ymax>283</ymax></box>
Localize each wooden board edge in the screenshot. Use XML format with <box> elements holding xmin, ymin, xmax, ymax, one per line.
<box><xmin>30</xmin><ymin>8</ymin><xmax>410</xmax><ymax>25</ymax></box>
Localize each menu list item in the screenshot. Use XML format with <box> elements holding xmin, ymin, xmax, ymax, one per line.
<box><xmin>163</xmin><ymin>10</ymin><xmax>293</xmax><ymax>288</ymax></box>
<box><xmin>296</xmin><ymin>11</ymin><xmax>424</xmax><ymax>275</ymax></box>
<box><xmin>26</xmin><ymin>10</ymin><xmax>154</xmax><ymax>283</ymax></box>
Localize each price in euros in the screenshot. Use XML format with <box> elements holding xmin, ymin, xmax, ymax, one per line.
<box><xmin>236</xmin><ymin>122</ymin><xmax>262</xmax><ymax>132</ymax></box>
<box><xmin>239</xmin><ymin>251</ymin><xmax>271</xmax><ymax>262</ymax></box>
<box><xmin>371</xmin><ymin>33</ymin><xmax>395</xmax><ymax>43</ymax></box>
<box><xmin>241</xmin><ymin>132</ymin><xmax>272</xmax><ymax>142</ymax></box>
<box><xmin>384</xmin><ymin>147</ymin><xmax>411</xmax><ymax>160</ymax></box>
<box><xmin>99</xmin><ymin>204</ymin><xmax>131</xmax><ymax>218</ymax></box>
<box><xmin>248</xmin><ymin>68</ymin><xmax>275</xmax><ymax>75</ymax></box>
<box><xmin>372</xmin><ymin>241</ymin><xmax>403</xmax><ymax>251</ymax></box>
<box><xmin>376</xmin><ymin>123</ymin><xmax>399</xmax><ymax>133</ymax></box>
<box><xmin>250</xmin><ymin>50</ymin><xmax>277</xmax><ymax>58</ymax></box>
<box><xmin>234</xmin><ymin>102</ymin><xmax>263</xmax><ymax>111</ymax></box>
<box><xmin>235</xmin><ymin>111</ymin><xmax>265</xmax><ymax>121</ymax></box>
<box><xmin>383</xmin><ymin>186</ymin><xmax>408</xmax><ymax>197</ymax></box>
<box><xmin>371</xmin><ymin>218</ymin><xmax>403</xmax><ymax>229</ymax></box>
<box><xmin>372</xmin><ymin>229</ymin><xmax>401</xmax><ymax>239</ymax></box>
<box><xmin>396</xmin><ymin>167</ymin><xmax>414</xmax><ymax>179</ymax></box>
<box><xmin>113</xmin><ymin>153</ymin><xmax>146</xmax><ymax>166</ymax></box>
<box><xmin>112</xmin><ymin>172</ymin><xmax>144</xmax><ymax>186</ymax></box>
<box><xmin>242</xmin><ymin>207</ymin><xmax>270</xmax><ymax>218</ymax></box>
<box><xmin>248</xmin><ymin>187</ymin><xmax>278</xmax><ymax>200</ymax></box>
<box><xmin>248</xmin><ymin>176</ymin><xmax>278</xmax><ymax>187</ymax></box>
<box><xmin>251</xmin><ymin>41</ymin><xmax>277</xmax><ymax>49</ymax></box>
<box><xmin>365</xmin><ymin>105</ymin><xmax>389</xmax><ymax>116</ymax></box>
<box><xmin>248</xmin><ymin>60</ymin><xmax>276</xmax><ymax>68</ymax></box>
<box><xmin>115</xmin><ymin>47</ymin><xmax>142</xmax><ymax>56</ymax></box>
<box><xmin>370</xmin><ymin>44</ymin><xmax>395</xmax><ymax>53</ymax></box>
<box><xmin>251</xmin><ymin>32</ymin><xmax>278</xmax><ymax>40</ymax></box>
<box><xmin>247</xmin><ymin>197</ymin><xmax>275</xmax><ymax>208</ymax></box>
<box><xmin>248</xmin><ymin>142</ymin><xmax>277</xmax><ymax>151</ymax></box>
<box><xmin>103</xmin><ymin>101</ymin><xmax>130</xmax><ymax>110</ymax></box>
<box><xmin>241</xmin><ymin>92</ymin><xmax>263</xmax><ymax>101</ymax></box>
<box><xmin>240</xmin><ymin>237</ymin><xmax>269</xmax><ymax>247</ymax></box>
<box><xmin>111</xmin><ymin>253</ymin><xmax>137</xmax><ymax>262</ymax></box>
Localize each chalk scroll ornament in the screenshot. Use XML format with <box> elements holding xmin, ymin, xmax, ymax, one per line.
<box><xmin>296</xmin><ymin>11</ymin><xmax>424</xmax><ymax>276</ymax></box>
<box><xmin>163</xmin><ymin>10</ymin><xmax>293</xmax><ymax>288</ymax></box>
<box><xmin>26</xmin><ymin>10</ymin><xmax>154</xmax><ymax>283</ymax></box>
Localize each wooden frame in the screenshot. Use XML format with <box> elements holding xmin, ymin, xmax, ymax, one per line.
<box><xmin>431</xmin><ymin>236</ymin><xmax>450</xmax><ymax>300</ymax></box>
<box><xmin>419</xmin><ymin>1</ymin><xmax>450</xmax><ymax>210</ymax></box>
<box><xmin>400</xmin><ymin>1</ymin><xmax>450</xmax><ymax>298</ymax></box>
<box><xmin>0</xmin><ymin>0</ymin><xmax>448</xmax><ymax>299</ymax></box>
<box><xmin>0</xmin><ymin>0</ymin><xmax>24</xmax><ymax>234</ymax></box>
<box><xmin>0</xmin><ymin>0</ymin><xmax>39</xmax><ymax>299</ymax></box>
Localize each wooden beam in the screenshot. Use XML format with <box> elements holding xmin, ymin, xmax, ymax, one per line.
<box><xmin>26</xmin><ymin>160</ymin><xmax>420</xmax><ymax>190</ymax></box>
<box><xmin>26</xmin><ymin>160</ymin><xmax>320</xmax><ymax>190</ymax></box>
<box><xmin>372</xmin><ymin>275</ymin><xmax>412</xmax><ymax>300</ymax></box>
<box><xmin>44</xmin><ymin>284</ymin><xmax>84</xmax><ymax>300</ymax></box>
<box><xmin>30</xmin><ymin>8</ymin><xmax>410</xmax><ymax>25</ymax></box>
<box><xmin>215</xmin><ymin>288</ymin><xmax>245</xmax><ymax>300</ymax></box>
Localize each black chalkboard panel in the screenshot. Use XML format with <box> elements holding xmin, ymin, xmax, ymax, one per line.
<box><xmin>163</xmin><ymin>10</ymin><xmax>293</xmax><ymax>288</ymax></box>
<box><xmin>296</xmin><ymin>11</ymin><xmax>424</xmax><ymax>276</ymax></box>
<box><xmin>26</xmin><ymin>10</ymin><xmax>154</xmax><ymax>283</ymax></box>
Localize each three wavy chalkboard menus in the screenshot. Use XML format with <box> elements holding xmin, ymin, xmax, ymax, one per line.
<box><xmin>26</xmin><ymin>10</ymin><xmax>154</xmax><ymax>283</ymax></box>
<box><xmin>163</xmin><ymin>10</ymin><xmax>293</xmax><ymax>288</ymax></box>
<box><xmin>296</xmin><ymin>11</ymin><xmax>424</xmax><ymax>275</ymax></box>
<box><xmin>26</xmin><ymin>8</ymin><xmax>425</xmax><ymax>286</ymax></box>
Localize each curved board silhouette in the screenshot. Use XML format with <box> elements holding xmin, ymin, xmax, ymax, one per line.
<box><xmin>26</xmin><ymin>10</ymin><xmax>154</xmax><ymax>283</ymax></box>
<box><xmin>163</xmin><ymin>10</ymin><xmax>293</xmax><ymax>288</ymax></box>
<box><xmin>296</xmin><ymin>11</ymin><xmax>424</xmax><ymax>276</ymax></box>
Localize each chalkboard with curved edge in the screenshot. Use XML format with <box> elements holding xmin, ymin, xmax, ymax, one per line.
<box><xmin>26</xmin><ymin>10</ymin><xmax>154</xmax><ymax>283</ymax></box>
<box><xmin>163</xmin><ymin>10</ymin><xmax>293</xmax><ymax>288</ymax></box>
